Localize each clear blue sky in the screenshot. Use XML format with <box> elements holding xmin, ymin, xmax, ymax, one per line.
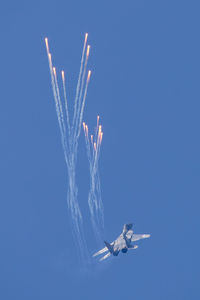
<box><xmin>0</xmin><ymin>0</ymin><xmax>200</xmax><ymax>299</ymax></box>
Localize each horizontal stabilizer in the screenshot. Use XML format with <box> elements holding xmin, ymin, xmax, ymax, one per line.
<box><xmin>129</xmin><ymin>245</ymin><xmax>138</xmax><ymax>250</ymax></box>
<box><xmin>93</xmin><ymin>246</ymin><xmax>108</xmax><ymax>257</ymax></box>
<box><xmin>100</xmin><ymin>252</ymin><xmax>111</xmax><ymax>261</ymax></box>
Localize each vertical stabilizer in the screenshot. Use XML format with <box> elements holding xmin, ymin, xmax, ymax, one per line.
<box><xmin>104</xmin><ymin>241</ymin><xmax>113</xmax><ymax>253</ymax></box>
<box><xmin>123</xmin><ymin>223</ymin><xmax>133</xmax><ymax>234</ymax></box>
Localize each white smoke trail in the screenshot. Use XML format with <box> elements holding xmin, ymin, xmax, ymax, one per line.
<box><xmin>52</xmin><ymin>67</ymin><xmax>67</xmax><ymax>137</ymax></box>
<box><xmin>61</xmin><ymin>71</ymin><xmax>70</xmax><ymax>136</ymax></box>
<box><xmin>45</xmin><ymin>51</ymin><xmax>69</xmax><ymax>168</ymax></box>
<box><xmin>83</xmin><ymin>117</ymin><xmax>104</xmax><ymax>243</ymax></box>
<box><xmin>74</xmin><ymin>46</ymin><xmax>90</xmax><ymax>140</ymax></box>
<box><xmin>45</xmin><ymin>35</ymin><xmax>91</xmax><ymax>262</ymax></box>
<box><xmin>72</xmin><ymin>34</ymin><xmax>88</xmax><ymax>131</ymax></box>
<box><xmin>77</xmin><ymin>71</ymin><xmax>91</xmax><ymax>139</ymax></box>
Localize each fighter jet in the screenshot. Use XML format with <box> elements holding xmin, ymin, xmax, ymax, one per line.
<box><xmin>93</xmin><ymin>224</ymin><xmax>150</xmax><ymax>261</ymax></box>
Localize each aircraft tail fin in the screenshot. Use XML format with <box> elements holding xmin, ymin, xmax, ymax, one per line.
<box><xmin>104</xmin><ymin>241</ymin><xmax>113</xmax><ymax>253</ymax></box>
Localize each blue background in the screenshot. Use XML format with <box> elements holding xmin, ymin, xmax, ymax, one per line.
<box><xmin>0</xmin><ymin>0</ymin><xmax>200</xmax><ymax>299</ymax></box>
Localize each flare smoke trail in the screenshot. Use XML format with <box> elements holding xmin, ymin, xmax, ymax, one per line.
<box><xmin>45</xmin><ymin>34</ymin><xmax>91</xmax><ymax>260</ymax></box>
<box><xmin>83</xmin><ymin>117</ymin><xmax>104</xmax><ymax>242</ymax></box>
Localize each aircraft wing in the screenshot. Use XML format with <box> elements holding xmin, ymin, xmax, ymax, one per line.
<box><xmin>131</xmin><ymin>234</ymin><xmax>150</xmax><ymax>242</ymax></box>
